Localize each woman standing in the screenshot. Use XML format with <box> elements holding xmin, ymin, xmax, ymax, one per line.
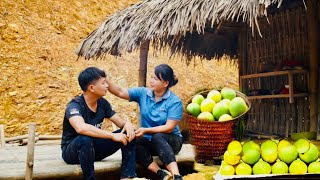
<box><xmin>107</xmin><ymin>64</ymin><xmax>183</xmax><ymax>180</ymax></box>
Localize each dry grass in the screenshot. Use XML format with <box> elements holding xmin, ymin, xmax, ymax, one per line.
<box><xmin>0</xmin><ymin>0</ymin><xmax>238</xmax><ymax>137</ymax></box>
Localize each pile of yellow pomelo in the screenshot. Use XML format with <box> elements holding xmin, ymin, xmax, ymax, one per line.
<box><xmin>220</xmin><ymin>138</ymin><xmax>320</xmax><ymax>176</ymax></box>
<box><xmin>186</xmin><ymin>88</ymin><xmax>248</xmax><ymax>122</ymax></box>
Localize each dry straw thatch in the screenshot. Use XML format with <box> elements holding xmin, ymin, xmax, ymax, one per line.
<box><xmin>76</xmin><ymin>0</ymin><xmax>293</xmax><ymax>60</ymax></box>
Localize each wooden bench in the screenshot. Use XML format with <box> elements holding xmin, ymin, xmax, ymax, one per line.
<box><xmin>0</xmin><ymin>143</ymin><xmax>195</xmax><ymax>179</ymax></box>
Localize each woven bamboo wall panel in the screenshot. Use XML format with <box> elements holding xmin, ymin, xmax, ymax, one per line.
<box><xmin>240</xmin><ymin>7</ymin><xmax>310</xmax><ymax>136</ymax></box>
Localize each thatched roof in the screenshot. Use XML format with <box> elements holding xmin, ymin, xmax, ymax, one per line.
<box><xmin>76</xmin><ymin>0</ymin><xmax>297</xmax><ymax>60</ymax></box>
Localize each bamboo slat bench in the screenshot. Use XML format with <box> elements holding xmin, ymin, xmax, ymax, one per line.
<box><xmin>0</xmin><ymin>143</ymin><xmax>195</xmax><ymax>179</ymax></box>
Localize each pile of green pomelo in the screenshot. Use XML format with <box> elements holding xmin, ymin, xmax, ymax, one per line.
<box><xmin>186</xmin><ymin>88</ymin><xmax>248</xmax><ymax>121</ymax></box>
<box><xmin>220</xmin><ymin>138</ymin><xmax>320</xmax><ymax>176</ymax></box>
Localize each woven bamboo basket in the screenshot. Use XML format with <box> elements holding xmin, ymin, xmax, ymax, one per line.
<box><xmin>185</xmin><ymin>90</ymin><xmax>251</xmax><ymax>163</ymax></box>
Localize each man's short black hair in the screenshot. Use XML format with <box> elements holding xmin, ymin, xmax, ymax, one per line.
<box><xmin>78</xmin><ymin>67</ymin><xmax>106</xmax><ymax>91</ymax></box>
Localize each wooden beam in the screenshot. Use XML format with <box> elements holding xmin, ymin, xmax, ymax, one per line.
<box><xmin>0</xmin><ymin>125</ymin><xmax>5</xmax><ymax>148</ymax></box>
<box><xmin>5</xmin><ymin>133</ymin><xmax>39</xmax><ymax>142</ymax></box>
<box><xmin>137</xmin><ymin>40</ymin><xmax>150</xmax><ymax>127</ymax></box>
<box><xmin>25</xmin><ymin>123</ymin><xmax>36</xmax><ymax>180</ymax></box>
<box><xmin>306</xmin><ymin>0</ymin><xmax>319</xmax><ymax>136</ymax></box>
<box><xmin>138</xmin><ymin>40</ymin><xmax>150</xmax><ymax>87</ymax></box>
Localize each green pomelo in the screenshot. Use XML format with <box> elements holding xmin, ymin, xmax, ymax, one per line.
<box><xmin>235</xmin><ymin>162</ymin><xmax>252</xmax><ymax>175</ymax></box>
<box><xmin>207</xmin><ymin>90</ymin><xmax>221</xmax><ymax>103</ymax></box>
<box><xmin>278</xmin><ymin>139</ymin><xmax>291</xmax><ymax>150</ymax></box>
<box><xmin>279</xmin><ymin>144</ymin><xmax>298</xmax><ymax>164</ymax></box>
<box><xmin>200</xmin><ymin>98</ymin><xmax>215</xmax><ymax>112</ymax></box>
<box><xmin>242</xmin><ymin>140</ymin><xmax>260</xmax><ymax>153</ymax></box>
<box><xmin>192</xmin><ymin>94</ymin><xmax>205</xmax><ymax>105</ymax></box>
<box><xmin>223</xmin><ymin>150</ymin><xmax>240</xmax><ymax>165</ymax></box>
<box><xmin>220</xmin><ymin>164</ymin><xmax>235</xmax><ymax>175</ymax></box>
<box><xmin>272</xmin><ymin>159</ymin><xmax>289</xmax><ymax>174</ymax></box>
<box><xmin>197</xmin><ymin>112</ymin><xmax>214</xmax><ymax>122</ymax></box>
<box><xmin>241</xmin><ymin>148</ymin><xmax>260</xmax><ymax>165</ymax></box>
<box><xmin>220</xmin><ymin>99</ymin><xmax>231</xmax><ymax>106</ymax></box>
<box><xmin>261</xmin><ymin>140</ymin><xmax>278</xmax><ymax>163</ymax></box>
<box><xmin>221</xmin><ymin>87</ymin><xmax>236</xmax><ymax>100</ymax></box>
<box><xmin>299</xmin><ymin>143</ymin><xmax>319</xmax><ymax>164</ymax></box>
<box><xmin>186</xmin><ymin>103</ymin><xmax>201</xmax><ymax>117</ymax></box>
<box><xmin>218</xmin><ymin>114</ymin><xmax>233</xmax><ymax>122</ymax></box>
<box><xmin>229</xmin><ymin>97</ymin><xmax>248</xmax><ymax>118</ymax></box>
<box><xmin>308</xmin><ymin>160</ymin><xmax>320</xmax><ymax>174</ymax></box>
<box><xmin>294</xmin><ymin>138</ymin><xmax>310</xmax><ymax>153</ymax></box>
<box><xmin>289</xmin><ymin>158</ymin><xmax>307</xmax><ymax>174</ymax></box>
<box><xmin>227</xmin><ymin>140</ymin><xmax>242</xmax><ymax>156</ymax></box>
<box><xmin>253</xmin><ymin>159</ymin><xmax>271</xmax><ymax>175</ymax></box>
<box><xmin>212</xmin><ymin>102</ymin><xmax>229</xmax><ymax>120</ymax></box>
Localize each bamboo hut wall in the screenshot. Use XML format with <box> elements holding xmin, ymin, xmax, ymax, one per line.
<box><xmin>240</xmin><ymin>7</ymin><xmax>310</xmax><ymax>136</ymax></box>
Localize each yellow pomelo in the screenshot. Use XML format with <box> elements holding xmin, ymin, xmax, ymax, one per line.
<box><xmin>220</xmin><ymin>164</ymin><xmax>235</xmax><ymax>175</ymax></box>
<box><xmin>227</xmin><ymin>140</ymin><xmax>242</xmax><ymax>156</ymax></box>
<box><xmin>253</xmin><ymin>159</ymin><xmax>271</xmax><ymax>175</ymax></box>
<box><xmin>308</xmin><ymin>159</ymin><xmax>320</xmax><ymax>174</ymax></box>
<box><xmin>235</xmin><ymin>162</ymin><xmax>252</xmax><ymax>175</ymax></box>
<box><xmin>197</xmin><ymin>112</ymin><xmax>214</xmax><ymax>122</ymax></box>
<box><xmin>289</xmin><ymin>158</ymin><xmax>307</xmax><ymax>174</ymax></box>
<box><xmin>200</xmin><ymin>98</ymin><xmax>215</xmax><ymax>113</ymax></box>
<box><xmin>272</xmin><ymin>159</ymin><xmax>288</xmax><ymax>174</ymax></box>
<box><xmin>218</xmin><ymin>114</ymin><xmax>233</xmax><ymax>122</ymax></box>
<box><xmin>278</xmin><ymin>139</ymin><xmax>291</xmax><ymax>150</ymax></box>
<box><xmin>207</xmin><ymin>90</ymin><xmax>222</xmax><ymax>103</ymax></box>
<box><xmin>261</xmin><ymin>139</ymin><xmax>278</xmax><ymax>163</ymax></box>
<box><xmin>223</xmin><ymin>150</ymin><xmax>240</xmax><ymax>165</ymax></box>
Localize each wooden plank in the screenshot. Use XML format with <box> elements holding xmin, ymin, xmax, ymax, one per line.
<box><xmin>25</xmin><ymin>123</ymin><xmax>36</xmax><ymax>180</ymax></box>
<box><xmin>240</xmin><ymin>69</ymin><xmax>308</xmax><ymax>79</ymax></box>
<box><xmin>0</xmin><ymin>143</ymin><xmax>195</xmax><ymax>179</ymax></box>
<box><xmin>0</xmin><ymin>124</ymin><xmax>5</xmax><ymax>148</ymax></box>
<box><xmin>247</xmin><ymin>93</ymin><xmax>308</xmax><ymax>100</ymax></box>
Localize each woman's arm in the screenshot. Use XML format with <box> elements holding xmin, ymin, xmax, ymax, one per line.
<box><xmin>135</xmin><ymin>120</ymin><xmax>179</xmax><ymax>137</ymax></box>
<box><xmin>106</xmin><ymin>78</ymin><xmax>130</xmax><ymax>100</ymax></box>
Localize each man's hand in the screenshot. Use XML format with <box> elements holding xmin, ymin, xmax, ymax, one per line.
<box><xmin>135</xmin><ymin>128</ymin><xmax>147</xmax><ymax>138</ymax></box>
<box><xmin>111</xmin><ymin>133</ymin><xmax>128</xmax><ymax>145</ymax></box>
<box><xmin>121</xmin><ymin>121</ymin><xmax>135</xmax><ymax>142</ymax></box>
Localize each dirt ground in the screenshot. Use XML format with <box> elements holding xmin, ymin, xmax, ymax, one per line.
<box><xmin>0</xmin><ymin>0</ymin><xmax>238</xmax><ymax>137</ymax></box>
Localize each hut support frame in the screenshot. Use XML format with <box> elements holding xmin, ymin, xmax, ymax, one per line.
<box><xmin>306</xmin><ymin>0</ymin><xmax>319</xmax><ymax>139</ymax></box>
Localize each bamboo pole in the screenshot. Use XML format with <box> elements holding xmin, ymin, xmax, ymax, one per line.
<box><xmin>306</xmin><ymin>0</ymin><xmax>319</xmax><ymax>136</ymax></box>
<box><xmin>0</xmin><ymin>125</ymin><xmax>5</xmax><ymax>148</ymax></box>
<box><xmin>25</xmin><ymin>123</ymin><xmax>36</xmax><ymax>180</ymax></box>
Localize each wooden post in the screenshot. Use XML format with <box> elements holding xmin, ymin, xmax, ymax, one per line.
<box><xmin>137</xmin><ymin>40</ymin><xmax>150</xmax><ymax>127</ymax></box>
<box><xmin>306</xmin><ymin>0</ymin><xmax>319</xmax><ymax>136</ymax></box>
<box><xmin>138</xmin><ymin>40</ymin><xmax>150</xmax><ymax>87</ymax></box>
<box><xmin>0</xmin><ymin>125</ymin><xmax>5</xmax><ymax>148</ymax></box>
<box><xmin>25</xmin><ymin>123</ymin><xmax>36</xmax><ymax>180</ymax></box>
